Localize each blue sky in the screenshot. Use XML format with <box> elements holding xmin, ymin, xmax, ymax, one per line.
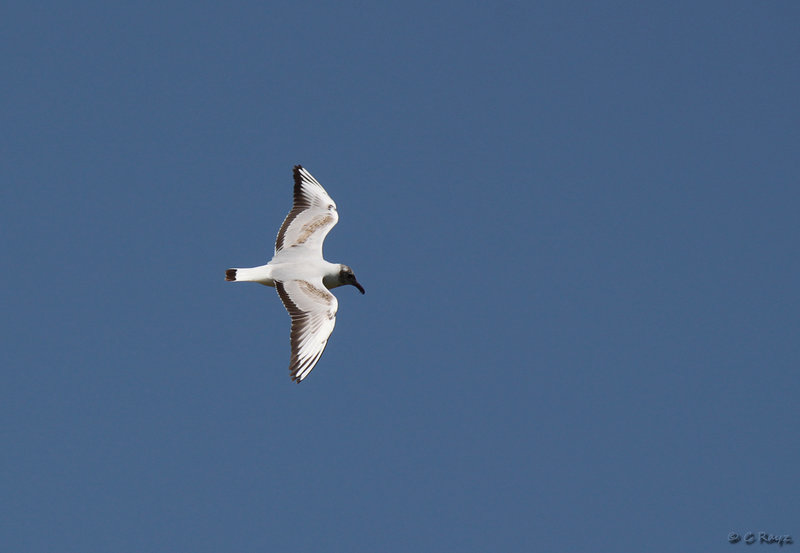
<box><xmin>2</xmin><ymin>1</ymin><xmax>799</xmax><ymax>551</ymax></box>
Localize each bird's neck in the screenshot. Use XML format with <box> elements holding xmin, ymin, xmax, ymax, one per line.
<box><xmin>322</xmin><ymin>262</ymin><xmax>343</xmax><ymax>289</ymax></box>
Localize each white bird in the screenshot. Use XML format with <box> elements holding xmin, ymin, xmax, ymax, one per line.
<box><xmin>225</xmin><ymin>165</ymin><xmax>364</xmax><ymax>383</ymax></box>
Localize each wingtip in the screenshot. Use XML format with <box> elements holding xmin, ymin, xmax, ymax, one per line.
<box><xmin>292</xmin><ymin>165</ymin><xmax>305</xmax><ymax>188</ymax></box>
<box><xmin>225</xmin><ymin>269</ymin><xmax>237</xmax><ymax>281</ymax></box>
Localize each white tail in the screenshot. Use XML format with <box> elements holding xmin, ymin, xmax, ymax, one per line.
<box><xmin>224</xmin><ymin>266</ymin><xmax>274</xmax><ymax>286</ymax></box>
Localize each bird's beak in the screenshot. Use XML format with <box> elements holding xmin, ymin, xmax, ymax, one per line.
<box><xmin>353</xmin><ymin>280</ymin><xmax>365</xmax><ymax>294</ymax></box>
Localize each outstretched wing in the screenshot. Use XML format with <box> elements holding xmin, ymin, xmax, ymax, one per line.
<box><xmin>275</xmin><ymin>278</ymin><xmax>338</xmax><ymax>382</ymax></box>
<box><xmin>274</xmin><ymin>166</ymin><xmax>339</xmax><ymax>257</ymax></box>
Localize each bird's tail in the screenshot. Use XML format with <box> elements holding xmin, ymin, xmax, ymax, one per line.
<box><xmin>224</xmin><ymin>267</ymin><xmax>272</xmax><ymax>284</ymax></box>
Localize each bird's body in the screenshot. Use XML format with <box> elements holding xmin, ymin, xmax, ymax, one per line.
<box><xmin>226</xmin><ymin>258</ymin><xmax>342</xmax><ymax>288</ymax></box>
<box><xmin>225</xmin><ymin>165</ymin><xmax>364</xmax><ymax>382</ymax></box>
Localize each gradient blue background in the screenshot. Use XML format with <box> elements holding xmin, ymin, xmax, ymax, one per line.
<box><xmin>2</xmin><ymin>2</ymin><xmax>798</xmax><ymax>551</ymax></box>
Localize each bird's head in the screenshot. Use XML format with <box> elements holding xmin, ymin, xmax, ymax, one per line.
<box><xmin>339</xmin><ymin>265</ymin><xmax>365</xmax><ymax>294</ymax></box>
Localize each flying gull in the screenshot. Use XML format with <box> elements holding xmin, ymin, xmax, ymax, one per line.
<box><xmin>225</xmin><ymin>165</ymin><xmax>364</xmax><ymax>382</ymax></box>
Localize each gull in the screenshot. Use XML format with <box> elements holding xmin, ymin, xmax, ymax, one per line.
<box><xmin>225</xmin><ymin>165</ymin><xmax>364</xmax><ymax>383</ymax></box>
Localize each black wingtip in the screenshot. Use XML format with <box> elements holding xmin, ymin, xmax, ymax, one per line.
<box><xmin>225</xmin><ymin>269</ymin><xmax>237</xmax><ymax>281</ymax></box>
<box><xmin>292</xmin><ymin>165</ymin><xmax>304</xmax><ymax>188</ymax></box>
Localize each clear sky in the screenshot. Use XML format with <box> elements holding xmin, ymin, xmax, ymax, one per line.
<box><xmin>2</xmin><ymin>2</ymin><xmax>799</xmax><ymax>552</ymax></box>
